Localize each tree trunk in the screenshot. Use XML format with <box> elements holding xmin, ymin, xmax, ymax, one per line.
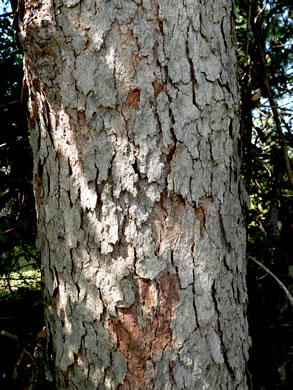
<box><xmin>19</xmin><ymin>1</ymin><xmax>250</xmax><ymax>389</ymax></box>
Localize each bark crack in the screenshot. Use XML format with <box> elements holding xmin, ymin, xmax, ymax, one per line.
<box><xmin>211</xmin><ymin>280</ymin><xmax>236</xmax><ymax>380</ymax></box>
<box><xmin>220</xmin><ymin>16</ymin><xmax>228</xmax><ymax>52</ymax></box>
<box><xmin>186</xmin><ymin>24</ymin><xmax>198</xmax><ymax>108</ymax></box>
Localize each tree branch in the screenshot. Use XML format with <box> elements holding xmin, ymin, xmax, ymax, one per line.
<box><xmin>249</xmin><ymin>256</ymin><xmax>293</xmax><ymax>307</ymax></box>
<box><xmin>253</xmin><ymin>11</ymin><xmax>293</xmax><ymax>189</ymax></box>
<box><xmin>0</xmin><ymin>218</ymin><xmax>36</xmax><ymax>236</ymax></box>
<box><xmin>0</xmin><ymin>12</ymin><xmax>14</xmax><ymax>17</ymax></box>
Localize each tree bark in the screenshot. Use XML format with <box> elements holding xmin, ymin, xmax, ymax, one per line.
<box><xmin>19</xmin><ymin>1</ymin><xmax>250</xmax><ymax>389</ymax></box>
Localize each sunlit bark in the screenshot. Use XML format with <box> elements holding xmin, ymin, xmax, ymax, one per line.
<box><xmin>19</xmin><ymin>1</ymin><xmax>250</xmax><ymax>389</ymax></box>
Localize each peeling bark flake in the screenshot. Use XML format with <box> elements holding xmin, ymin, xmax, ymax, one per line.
<box><xmin>107</xmin><ymin>307</ymin><xmax>150</xmax><ymax>390</ymax></box>
<box><xmin>107</xmin><ymin>271</ymin><xmax>180</xmax><ymax>389</ymax></box>
<box><xmin>152</xmin><ymin>271</ymin><xmax>180</xmax><ymax>353</ymax></box>
<box><xmin>152</xmin><ymin>192</ymin><xmax>186</xmax><ymax>254</ymax></box>
<box><xmin>195</xmin><ymin>206</ymin><xmax>206</xmax><ymax>238</ymax></box>
<box><xmin>152</xmin><ymin>80</ymin><xmax>164</xmax><ymax>98</ymax></box>
<box><xmin>125</xmin><ymin>89</ymin><xmax>140</xmax><ymax>109</ymax></box>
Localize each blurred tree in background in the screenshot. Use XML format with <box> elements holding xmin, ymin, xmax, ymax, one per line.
<box><xmin>0</xmin><ymin>0</ymin><xmax>40</xmax><ymax>299</ymax></box>
<box><xmin>236</xmin><ymin>0</ymin><xmax>293</xmax><ymax>388</ymax></box>
<box><xmin>0</xmin><ymin>1</ymin><xmax>43</xmax><ymax>389</ymax></box>
<box><xmin>0</xmin><ymin>0</ymin><xmax>292</xmax><ymax>388</ymax></box>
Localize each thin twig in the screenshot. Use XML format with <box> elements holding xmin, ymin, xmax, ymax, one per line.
<box><xmin>0</xmin><ymin>138</ymin><xmax>29</xmax><ymax>149</ymax></box>
<box><xmin>0</xmin><ymin>218</ymin><xmax>36</xmax><ymax>236</ymax></box>
<box><xmin>1</xmin><ymin>330</ymin><xmax>18</xmax><ymax>342</ymax></box>
<box><xmin>255</xmin><ymin>107</ymin><xmax>270</xmax><ymax>118</ymax></box>
<box><xmin>245</xmin><ymin>0</ymin><xmax>252</xmax><ymax>64</ymax></box>
<box><xmin>249</xmin><ymin>256</ymin><xmax>293</xmax><ymax>307</ymax></box>
<box><xmin>1</xmin><ymin>330</ymin><xmax>34</xmax><ymax>360</ymax></box>
<box><xmin>5</xmin><ymin>272</ymin><xmax>14</xmax><ymax>296</ymax></box>
<box><xmin>0</xmin><ymin>12</ymin><xmax>14</xmax><ymax>18</ymax></box>
<box><xmin>257</xmin><ymin>104</ymin><xmax>293</xmax><ymax>112</ymax></box>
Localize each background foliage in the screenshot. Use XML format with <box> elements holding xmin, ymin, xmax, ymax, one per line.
<box><xmin>0</xmin><ymin>0</ymin><xmax>40</xmax><ymax>300</ymax></box>
<box><xmin>0</xmin><ymin>0</ymin><xmax>292</xmax><ymax>388</ymax></box>
<box><xmin>0</xmin><ymin>1</ymin><xmax>43</xmax><ymax>388</ymax></box>
<box><xmin>236</xmin><ymin>0</ymin><xmax>293</xmax><ymax>388</ymax></box>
